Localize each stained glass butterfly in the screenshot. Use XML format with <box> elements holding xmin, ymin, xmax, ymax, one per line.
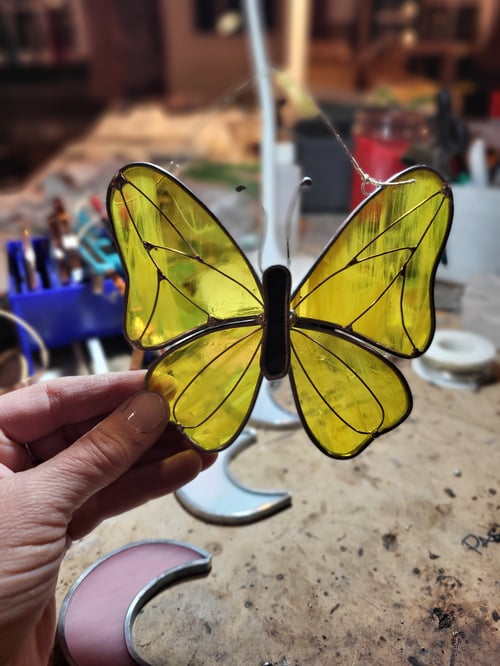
<box><xmin>107</xmin><ymin>162</ymin><xmax>452</xmax><ymax>458</ymax></box>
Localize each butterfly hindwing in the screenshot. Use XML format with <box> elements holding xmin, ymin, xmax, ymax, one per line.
<box><xmin>107</xmin><ymin>162</ymin><xmax>263</xmax><ymax>349</ymax></box>
<box><xmin>289</xmin><ymin>325</ymin><xmax>411</xmax><ymax>458</ymax></box>
<box><xmin>291</xmin><ymin>166</ymin><xmax>452</xmax><ymax>357</ymax></box>
<box><xmin>146</xmin><ymin>323</ymin><xmax>264</xmax><ymax>451</ymax></box>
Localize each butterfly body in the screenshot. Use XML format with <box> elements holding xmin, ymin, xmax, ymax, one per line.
<box><xmin>108</xmin><ymin>162</ymin><xmax>452</xmax><ymax>458</ymax></box>
<box><xmin>260</xmin><ymin>264</ymin><xmax>292</xmax><ymax>380</ymax></box>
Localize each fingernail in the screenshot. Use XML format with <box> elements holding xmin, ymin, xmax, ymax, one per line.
<box><xmin>125</xmin><ymin>391</ymin><xmax>168</xmax><ymax>433</ymax></box>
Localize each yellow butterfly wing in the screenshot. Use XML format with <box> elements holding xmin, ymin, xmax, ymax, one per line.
<box><xmin>291</xmin><ymin>166</ymin><xmax>453</xmax><ymax>356</ymax></box>
<box><xmin>107</xmin><ymin>162</ymin><xmax>263</xmax><ymax>349</ymax></box>
<box><xmin>289</xmin><ymin>327</ymin><xmax>411</xmax><ymax>458</ymax></box>
<box><xmin>147</xmin><ymin>324</ymin><xmax>263</xmax><ymax>451</ymax></box>
<box><xmin>289</xmin><ymin>166</ymin><xmax>452</xmax><ymax>458</ymax></box>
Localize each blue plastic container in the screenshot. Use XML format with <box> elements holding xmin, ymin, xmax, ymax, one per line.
<box><xmin>6</xmin><ymin>237</ymin><xmax>124</xmax><ymax>368</ymax></box>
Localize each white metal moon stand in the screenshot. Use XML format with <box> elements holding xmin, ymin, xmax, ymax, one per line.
<box><xmin>244</xmin><ymin>0</ymin><xmax>301</xmax><ymax>429</ymax></box>
<box><xmin>173</xmin><ymin>0</ymin><xmax>300</xmax><ymax>525</ymax></box>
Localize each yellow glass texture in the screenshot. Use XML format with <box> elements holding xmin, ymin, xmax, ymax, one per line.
<box><xmin>146</xmin><ymin>325</ymin><xmax>262</xmax><ymax>451</ymax></box>
<box><xmin>290</xmin><ymin>327</ymin><xmax>411</xmax><ymax>458</ymax></box>
<box><xmin>291</xmin><ymin>168</ymin><xmax>452</xmax><ymax>356</ymax></box>
<box><xmin>108</xmin><ymin>164</ymin><xmax>263</xmax><ymax>348</ymax></box>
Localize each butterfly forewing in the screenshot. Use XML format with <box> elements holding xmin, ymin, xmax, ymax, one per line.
<box><xmin>146</xmin><ymin>324</ymin><xmax>263</xmax><ymax>451</ymax></box>
<box><xmin>291</xmin><ymin>167</ymin><xmax>452</xmax><ymax>357</ymax></box>
<box><xmin>107</xmin><ymin>163</ymin><xmax>263</xmax><ymax>348</ymax></box>
<box><xmin>289</xmin><ymin>326</ymin><xmax>412</xmax><ymax>458</ymax></box>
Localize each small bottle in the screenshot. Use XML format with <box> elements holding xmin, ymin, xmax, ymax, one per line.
<box><xmin>350</xmin><ymin>107</ymin><xmax>430</xmax><ymax>209</ymax></box>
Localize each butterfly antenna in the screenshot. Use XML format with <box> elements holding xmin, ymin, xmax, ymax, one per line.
<box><xmin>284</xmin><ymin>176</ymin><xmax>312</xmax><ymax>265</ymax></box>
<box><xmin>256</xmin><ymin>208</ymin><xmax>266</xmax><ymax>274</ymax></box>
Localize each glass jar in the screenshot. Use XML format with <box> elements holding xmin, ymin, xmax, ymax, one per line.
<box><xmin>350</xmin><ymin>107</ymin><xmax>431</xmax><ymax>209</ymax></box>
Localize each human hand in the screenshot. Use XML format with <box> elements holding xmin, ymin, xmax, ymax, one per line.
<box><xmin>0</xmin><ymin>371</ymin><xmax>216</xmax><ymax>666</ymax></box>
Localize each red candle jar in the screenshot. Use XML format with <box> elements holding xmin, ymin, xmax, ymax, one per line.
<box><xmin>350</xmin><ymin>107</ymin><xmax>430</xmax><ymax>209</ymax></box>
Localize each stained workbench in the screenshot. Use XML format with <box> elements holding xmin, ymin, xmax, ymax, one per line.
<box><xmin>1</xmin><ymin>101</ymin><xmax>495</xmax><ymax>664</ymax></box>
<box><xmin>55</xmin><ymin>344</ymin><xmax>500</xmax><ymax>665</ymax></box>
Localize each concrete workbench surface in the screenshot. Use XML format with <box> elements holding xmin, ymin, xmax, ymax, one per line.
<box><xmin>54</xmin><ymin>355</ymin><xmax>500</xmax><ymax>665</ymax></box>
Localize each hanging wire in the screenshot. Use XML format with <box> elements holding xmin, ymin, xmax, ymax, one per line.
<box><xmin>272</xmin><ymin>68</ymin><xmax>416</xmax><ymax>191</ymax></box>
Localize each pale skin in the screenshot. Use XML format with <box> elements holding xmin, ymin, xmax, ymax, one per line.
<box><xmin>0</xmin><ymin>371</ymin><xmax>216</xmax><ymax>666</ymax></box>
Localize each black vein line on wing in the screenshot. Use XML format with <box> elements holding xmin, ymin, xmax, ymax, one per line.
<box><xmin>291</xmin><ymin>328</ymin><xmax>385</xmax><ymax>434</ymax></box>
<box><xmin>346</xmin><ymin>190</ymin><xmax>444</xmax><ymax>347</ymax></box>
<box><xmin>173</xmin><ymin>328</ymin><xmax>262</xmax><ymax>429</ymax></box>
<box><xmin>115</xmin><ymin>188</ymin><xmax>170</xmax><ymax>341</ymax></box>
<box><xmin>294</xmin><ymin>189</ymin><xmax>444</xmax><ymax>311</ymax></box>
<box><xmin>119</xmin><ymin>188</ymin><xmax>213</xmax><ymax>321</ymax></box>
<box><xmin>294</xmin><ymin>247</ymin><xmax>409</xmax><ymax>325</ymax></box>
<box><xmin>397</xmin><ymin>194</ymin><xmax>447</xmax><ymax>349</ymax></box>
<box><xmin>137</xmin><ymin>269</ymin><xmax>162</xmax><ymax>344</ymax></box>
<box><xmin>344</xmin><ymin>192</ymin><xmax>447</xmax><ymax>349</ymax></box>
<box><xmin>123</xmin><ymin>176</ymin><xmax>199</xmax><ymax>257</ymax></box>
<box><xmin>151</xmin><ymin>243</ymin><xmax>263</xmax><ymax>306</ymax></box>
<box><xmin>121</xmin><ymin>180</ymin><xmax>263</xmax><ymax>313</ymax></box>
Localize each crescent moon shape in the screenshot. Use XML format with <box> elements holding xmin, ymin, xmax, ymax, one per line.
<box><xmin>57</xmin><ymin>540</ymin><xmax>211</xmax><ymax>666</ymax></box>
<box><xmin>175</xmin><ymin>428</ymin><xmax>292</xmax><ymax>524</ymax></box>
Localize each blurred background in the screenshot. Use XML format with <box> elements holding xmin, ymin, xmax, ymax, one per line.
<box><xmin>1</xmin><ymin>0</ymin><xmax>499</xmax><ymax>187</ymax></box>
<box><xmin>2</xmin><ymin>7</ymin><xmax>499</xmax><ymax>663</ymax></box>
<box><xmin>0</xmin><ymin>0</ymin><xmax>499</xmax><ymax>385</ymax></box>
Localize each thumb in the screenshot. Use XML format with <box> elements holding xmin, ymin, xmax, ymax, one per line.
<box><xmin>36</xmin><ymin>390</ymin><xmax>170</xmax><ymax>515</ymax></box>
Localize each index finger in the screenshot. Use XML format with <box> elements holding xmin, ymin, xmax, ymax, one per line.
<box><xmin>0</xmin><ymin>372</ymin><xmax>146</xmax><ymax>445</ymax></box>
